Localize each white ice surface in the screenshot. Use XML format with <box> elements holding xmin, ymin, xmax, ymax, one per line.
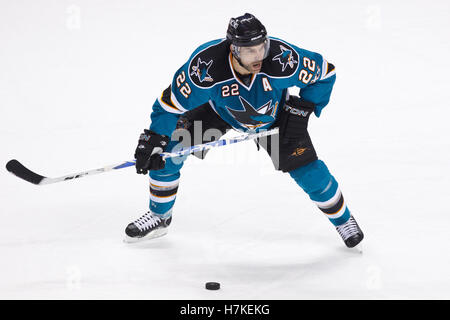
<box><xmin>1</xmin><ymin>0</ymin><xmax>449</xmax><ymax>299</ymax></box>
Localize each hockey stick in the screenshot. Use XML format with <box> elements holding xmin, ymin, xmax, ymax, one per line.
<box><xmin>5</xmin><ymin>127</ymin><xmax>279</xmax><ymax>186</ymax></box>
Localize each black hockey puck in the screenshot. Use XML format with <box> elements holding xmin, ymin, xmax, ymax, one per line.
<box><xmin>205</xmin><ymin>282</ymin><xmax>220</xmax><ymax>290</ymax></box>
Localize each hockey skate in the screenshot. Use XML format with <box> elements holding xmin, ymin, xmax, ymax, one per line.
<box><xmin>335</xmin><ymin>215</ymin><xmax>364</xmax><ymax>248</ymax></box>
<box><xmin>124</xmin><ymin>211</ymin><xmax>172</xmax><ymax>243</ymax></box>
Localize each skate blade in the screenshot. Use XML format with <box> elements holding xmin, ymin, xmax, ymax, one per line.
<box><xmin>352</xmin><ymin>243</ymin><xmax>364</xmax><ymax>254</ymax></box>
<box><xmin>123</xmin><ymin>228</ymin><xmax>169</xmax><ymax>243</ymax></box>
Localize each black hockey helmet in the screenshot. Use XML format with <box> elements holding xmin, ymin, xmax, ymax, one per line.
<box><xmin>226</xmin><ymin>13</ymin><xmax>268</xmax><ymax>47</ymax></box>
<box><xmin>226</xmin><ymin>13</ymin><xmax>270</xmax><ymax>71</ymax></box>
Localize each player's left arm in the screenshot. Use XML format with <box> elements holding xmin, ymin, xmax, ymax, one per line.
<box><xmin>292</xmin><ymin>48</ymin><xmax>336</xmax><ymax>117</ymax></box>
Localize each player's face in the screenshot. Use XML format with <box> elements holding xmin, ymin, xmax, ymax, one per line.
<box><xmin>239</xmin><ymin>43</ymin><xmax>266</xmax><ymax>73</ymax></box>
<box><xmin>233</xmin><ymin>39</ymin><xmax>270</xmax><ymax>73</ymax></box>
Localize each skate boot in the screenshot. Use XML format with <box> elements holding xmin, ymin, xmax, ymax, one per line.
<box><xmin>124</xmin><ymin>211</ymin><xmax>172</xmax><ymax>243</ymax></box>
<box><xmin>335</xmin><ymin>215</ymin><xmax>364</xmax><ymax>248</ymax></box>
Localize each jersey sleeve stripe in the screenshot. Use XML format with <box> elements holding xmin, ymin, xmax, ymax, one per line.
<box><xmin>157</xmin><ymin>85</ymin><xmax>187</xmax><ymax>114</ymax></box>
<box><xmin>170</xmin><ymin>89</ymin><xmax>189</xmax><ymax>113</ymax></box>
<box><xmin>321</xmin><ymin>60</ymin><xmax>336</xmax><ymax>80</ymax></box>
<box><xmin>157</xmin><ymin>97</ymin><xmax>183</xmax><ymax>114</ymax></box>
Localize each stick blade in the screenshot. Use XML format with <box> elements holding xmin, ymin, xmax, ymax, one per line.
<box><xmin>6</xmin><ymin>159</ymin><xmax>45</xmax><ymax>185</ymax></box>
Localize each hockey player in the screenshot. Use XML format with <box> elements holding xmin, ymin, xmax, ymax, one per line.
<box><xmin>125</xmin><ymin>13</ymin><xmax>364</xmax><ymax>248</ymax></box>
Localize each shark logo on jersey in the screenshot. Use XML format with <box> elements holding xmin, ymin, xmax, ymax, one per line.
<box><xmin>272</xmin><ymin>45</ymin><xmax>298</xmax><ymax>72</ymax></box>
<box><xmin>190</xmin><ymin>57</ymin><xmax>214</xmax><ymax>83</ymax></box>
<box><xmin>226</xmin><ymin>97</ymin><xmax>277</xmax><ymax>130</ymax></box>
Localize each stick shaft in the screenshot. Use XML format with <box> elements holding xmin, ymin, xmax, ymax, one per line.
<box><xmin>6</xmin><ymin>128</ymin><xmax>279</xmax><ymax>185</ymax></box>
<box><xmin>161</xmin><ymin>127</ymin><xmax>278</xmax><ymax>159</ymax></box>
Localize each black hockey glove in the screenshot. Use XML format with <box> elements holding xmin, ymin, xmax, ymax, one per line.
<box><xmin>278</xmin><ymin>96</ymin><xmax>315</xmax><ymax>143</ymax></box>
<box><xmin>134</xmin><ymin>129</ymin><xmax>169</xmax><ymax>174</ymax></box>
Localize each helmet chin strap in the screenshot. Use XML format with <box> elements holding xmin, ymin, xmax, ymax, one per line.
<box><xmin>232</xmin><ymin>53</ymin><xmax>253</xmax><ymax>74</ymax></box>
<box><xmin>237</xmin><ymin>57</ymin><xmax>253</xmax><ymax>73</ymax></box>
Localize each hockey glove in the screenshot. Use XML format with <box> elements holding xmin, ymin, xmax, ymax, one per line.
<box><xmin>134</xmin><ymin>129</ymin><xmax>169</xmax><ymax>174</ymax></box>
<box><xmin>279</xmin><ymin>96</ymin><xmax>315</xmax><ymax>143</ymax></box>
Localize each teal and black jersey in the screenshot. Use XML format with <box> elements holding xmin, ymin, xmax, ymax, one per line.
<box><xmin>150</xmin><ymin>37</ymin><xmax>336</xmax><ymax>137</ymax></box>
